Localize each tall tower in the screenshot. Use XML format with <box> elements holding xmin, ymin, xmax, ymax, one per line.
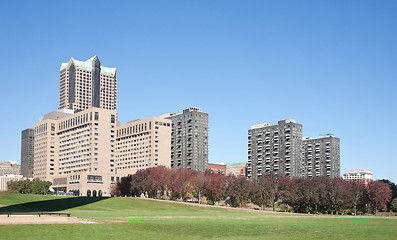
<box><xmin>59</xmin><ymin>56</ymin><xmax>117</xmax><ymax>111</ymax></box>
<box><xmin>159</xmin><ymin>107</ymin><xmax>209</xmax><ymax>171</ymax></box>
<box><xmin>21</xmin><ymin>128</ymin><xmax>35</xmax><ymax>177</ymax></box>
<box><xmin>302</xmin><ymin>134</ymin><xmax>340</xmax><ymax>178</ymax></box>
<box><xmin>247</xmin><ymin>119</ymin><xmax>303</xmax><ymax>179</ymax></box>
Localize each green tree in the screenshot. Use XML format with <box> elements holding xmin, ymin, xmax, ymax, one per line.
<box><xmin>391</xmin><ymin>198</ymin><xmax>397</xmax><ymax>213</ymax></box>
<box><xmin>7</xmin><ymin>178</ymin><xmax>51</xmax><ymax>194</ymax></box>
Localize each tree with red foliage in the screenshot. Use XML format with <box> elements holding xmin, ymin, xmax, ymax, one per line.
<box><xmin>130</xmin><ymin>169</ymin><xmax>147</xmax><ymax>197</ymax></box>
<box><xmin>225</xmin><ymin>175</ymin><xmax>252</xmax><ymax>207</ymax></box>
<box><xmin>367</xmin><ymin>180</ymin><xmax>392</xmax><ymax>213</ymax></box>
<box><xmin>325</xmin><ymin>177</ymin><xmax>349</xmax><ymax>215</ymax></box>
<box><xmin>346</xmin><ymin>180</ymin><xmax>366</xmax><ymax>215</ymax></box>
<box><xmin>168</xmin><ymin>169</ymin><xmax>198</xmax><ymax>201</ymax></box>
<box><xmin>379</xmin><ymin>179</ymin><xmax>397</xmax><ymax>211</ymax></box>
<box><xmin>295</xmin><ymin>178</ymin><xmax>321</xmax><ymax>214</ymax></box>
<box><xmin>109</xmin><ymin>183</ymin><xmax>119</xmax><ymax>196</ymax></box>
<box><xmin>116</xmin><ymin>175</ymin><xmax>133</xmax><ymax>196</ymax></box>
<box><xmin>191</xmin><ymin>171</ymin><xmax>206</xmax><ymax>203</ymax></box>
<box><xmin>143</xmin><ymin>166</ymin><xmax>172</xmax><ymax>199</ymax></box>
<box><xmin>278</xmin><ymin>177</ymin><xmax>299</xmax><ymax>212</ymax></box>
<box><xmin>202</xmin><ymin>170</ymin><xmax>226</xmax><ymax>204</ymax></box>
<box><xmin>251</xmin><ymin>172</ymin><xmax>280</xmax><ymax>211</ymax></box>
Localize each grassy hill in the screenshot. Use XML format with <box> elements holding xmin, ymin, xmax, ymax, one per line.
<box><xmin>0</xmin><ymin>193</ymin><xmax>396</xmax><ymax>240</ymax></box>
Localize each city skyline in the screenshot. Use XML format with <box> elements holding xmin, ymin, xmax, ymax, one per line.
<box><xmin>0</xmin><ymin>1</ymin><xmax>396</xmax><ymax>183</ymax></box>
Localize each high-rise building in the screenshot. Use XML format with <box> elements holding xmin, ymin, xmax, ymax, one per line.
<box><xmin>247</xmin><ymin>119</ymin><xmax>303</xmax><ymax>179</ymax></box>
<box><xmin>59</xmin><ymin>56</ymin><xmax>117</xmax><ymax>111</ymax></box>
<box><xmin>159</xmin><ymin>107</ymin><xmax>209</xmax><ymax>171</ymax></box>
<box><xmin>115</xmin><ymin>117</ymin><xmax>172</xmax><ymax>176</ymax></box>
<box><xmin>33</xmin><ymin>109</ymin><xmax>73</xmax><ymax>181</ymax></box>
<box><xmin>20</xmin><ymin>128</ymin><xmax>35</xmax><ymax>177</ymax></box>
<box><xmin>302</xmin><ymin>134</ymin><xmax>340</xmax><ymax>178</ymax></box>
<box><xmin>34</xmin><ymin>107</ymin><xmax>117</xmax><ymax>196</ymax></box>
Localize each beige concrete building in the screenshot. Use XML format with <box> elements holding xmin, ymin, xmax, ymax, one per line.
<box><xmin>0</xmin><ymin>161</ymin><xmax>21</xmax><ymax>176</ymax></box>
<box><xmin>59</xmin><ymin>56</ymin><xmax>117</xmax><ymax>111</ymax></box>
<box><xmin>34</xmin><ymin>108</ymin><xmax>117</xmax><ymax>196</ymax></box>
<box><xmin>34</xmin><ymin>109</ymin><xmax>73</xmax><ymax>181</ymax></box>
<box><xmin>115</xmin><ymin>117</ymin><xmax>172</xmax><ymax>177</ymax></box>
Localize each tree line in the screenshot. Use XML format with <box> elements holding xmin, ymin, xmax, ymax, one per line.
<box><xmin>7</xmin><ymin>178</ymin><xmax>52</xmax><ymax>195</ymax></box>
<box><xmin>112</xmin><ymin>166</ymin><xmax>394</xmax><ymax>214</ymax></box>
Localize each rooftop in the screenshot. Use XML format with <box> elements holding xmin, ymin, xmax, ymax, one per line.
<box><xmin>303</xmin><ymin>133</ymin><xmax>335</xmax><ymax>140</ymax></box>
<box><xmin>225</xmin><ymin>162</ymin><xmax>247</xmax><ymax>167</ymax></box>
<box><xmin>344</xmin><ymin>170</ymin><xmax>372</xmax><ymax>175</ymax></box>
<box><xmin>159</xmin><ymin>107</ymin><xmax>204</xmax><ymax>119</ymax></box>
<box><xmin>251</xmin><ymin>119</ymin><xmax>297</xmax><ymax>129</ymax></box>
<box><xmin>60</xmin><ymin>56</ymin><xmax>116</xmax><ymax>76</ymax></box>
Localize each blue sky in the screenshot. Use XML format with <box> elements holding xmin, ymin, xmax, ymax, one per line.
<box><xmin>0</xmin><ymin>1</ymin><xmax>396</xmax><ymax>182</ymax></box>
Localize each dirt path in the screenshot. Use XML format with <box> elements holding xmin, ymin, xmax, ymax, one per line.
<box><xmin>0</xmin><ymin>215</ymin><xmax>81</xmax><ymax>225</ymax></box>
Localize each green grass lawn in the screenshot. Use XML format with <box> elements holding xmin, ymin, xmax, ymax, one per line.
<box><xmin>0</xmin><ymin>193</ymin><xmax>396</xmax><ymax>240</ymax></box>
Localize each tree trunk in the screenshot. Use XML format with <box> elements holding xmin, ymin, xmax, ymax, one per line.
<box><xmin>354</xmin><ymin>204</ymin><xmax>357</xmax><ymax>215</ymax></box>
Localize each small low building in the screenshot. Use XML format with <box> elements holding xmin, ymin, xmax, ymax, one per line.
<box><xmin>208</xmin><ymin>163</ymin><xmax>226</xmax><ymax>175</ymax></box>
<box><xmin>343</xmin><ymin>170</ymin><xmax>373</xmax><ymax>185</ymax></box>
<box><xmin>0</xmin><ymin>161</ymin><xmax>21</xmax><ymax>176</ymax></box>
<box><xmin>0</xmin><ymin>174</ymin><xmax>24</xmax><ymax>191</ymax></box>
<box><xmin>226</xmin><ymin>162</ymin><xmax>248</xmax><ymax>177</ymax></box>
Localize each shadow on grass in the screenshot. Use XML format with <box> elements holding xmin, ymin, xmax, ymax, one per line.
<box><xmin>0</xmin><ymin>197</ymin><xmax>108</xmax><ymax>213</ymax></box>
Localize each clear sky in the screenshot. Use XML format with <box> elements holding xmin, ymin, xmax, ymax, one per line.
<box><xmin>0</xmin><ymin>1</ymin><xmax>396</xmax><ymax>182</ymax></box>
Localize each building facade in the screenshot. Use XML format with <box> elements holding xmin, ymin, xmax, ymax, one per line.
<box><xmin>343</xmin><ymin>170</ymin><xmax>372</xmax><ymax>185</ymax></box>
<box><xmin>59</xmin><ymin>56</ymin><xmax>117</xmax><ymax>111</ymax></box>
<box><xmin>159</xmin><ymin>107</ymin><xmax>209</xmax><ymax>171</ymax></box>
<box><xmin>0</xmin><ymin>161</ymin><xmax>21</xmax><ymax>176</ymax></box>
<box><xmin>208</xmin><ymin>163</ymin><xmax>226</xmax><ymax>175</ymax></box>
<box><xmin>247</xmin><ymin>119</ymin><xmax>303</xmax><ymax>179</ymax></box>
<box><xmin>34</xmin><ymin>107</ymin><xmax>117</xmax><ymax>196</ymax></box>
<box><xmin>33</xmin><ymin>110</ymin><xmax>73</xmax><ymax>181</ymax></box>
<box><xmin>115</xmin><ymin>117</ymin><xmax>172</xmax><ymax>176</ymax></box>
<box><xmin>0</xmin><ymin>174</ymin><xmax>24</xmax><ymax>191</ymax></box>
<box><xmin>302</xmin><ymin>134</ymin><xmax>340</xmax><ymax>178</ymax></box>
<box><xmin>21</xmin><ymin>128</ymin><xmax>34</xmax><ymax>178</ymax></box>
<box><xmin>226</xmin><ymin>162</ymin><xmax>248</xmax><ymax>177</ymax></box>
